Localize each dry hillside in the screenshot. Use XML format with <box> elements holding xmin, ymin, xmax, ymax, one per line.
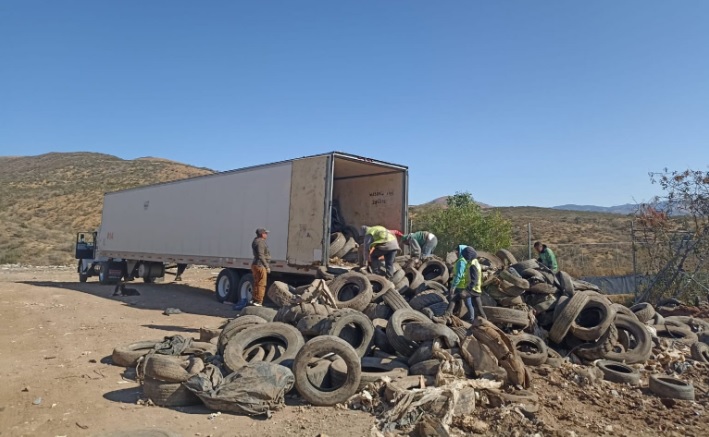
<box><xmin>492</xmin><ymin>207</ymin><xmax>635</xmax><ymax>277</ymax></box>
<box><xmin>0</xmin><ymin>152</ymin><xmax>213</xmax><ymax>265</ymax></box>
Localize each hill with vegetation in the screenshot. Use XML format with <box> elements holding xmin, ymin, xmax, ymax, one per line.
<box><xmin>0</xmin><ymin>153</ymin><xmax>213</xmax><ymax>265</ymax></box>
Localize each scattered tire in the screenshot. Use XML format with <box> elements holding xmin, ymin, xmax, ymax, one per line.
<box><xmin>496</xmin><ymin>249</ymin><xmax>517</xmax><ymax>266</ymax></box>
<box><xmin>223</xmin><ymin>322</ymin><xmax>305</xmax><ymax>372</ymax></box>
<box><xmin>484</xmin><ymin>307</ymin><xmax>530</xmax><ymax>329</ymax></box>
<box><xmin>510</xmin><ymin>260</ymin><xmax>540</xmax><ymax>272</ymax></box>
<box><xmin>422</xmin><ymin>301</ymin><xmax>449</xmax><ymax>318</ymax></box>
<box><xmin>630</xmin><ymin>303</ymin><xmax>655</xmax><ymax>323</ymax></box>
<box><xmin>392</xmin><ymin>265</ymin><xmax>406</xmax><ymax>284</ymax></box>
<box><xmin>556</xmin><ymin>271</ymin><xmax>575</xmax><ymax>296</ymax></box>
<box><xmin>112</xmin><ymin>341</ymin><xmax>161</xmax><ymax>367</ymax></box>
<box><xmin>408</xmin><ymin>341</ymin><xmax>434</xmax><ymax>366</ymax></box>
<box><xmin>648</xmin><ymin>374</ymin><xmax>695</xmax><ymax>401</ymax></box>
<box><xmin>499</xmin><ymin>268</ymin><xmax>530</xmax><ymax>290</ymax></box>
<box><xmin>329</xmin><ymin>272</ymin><xmax>373</xmax><ymax>312</ymax></box>
<box><xmin>572</xmin><ymin>279</ymin><xmax>600</xmax><ymax>292</ymax></box>
<box><xmin>402</xmin><ymin>322</ymin><xmax>459</xmax><ymax>348</ymax></box>
<box><xmin>293</xmin><ymin>336</ymin><xmax>361</xmax><ymax>406</ymax></box>
<box><xmin>424</xmin><ymin>280</ymin><xmax>448</xmax><ymax>293</ymax></box>
<box><xmin>363</xmin><ymin>303</ymin><xmax>393</xmax><ymax>320</ymax></box>
<box><xmin>690</xmin><ymin>342</ymin><xmax>709</xmax><ymax>363</ymax></box>
<box><xmin>329</xmin><ymin>233</ymin><xmax>346</xmax><ymax>257</ymax></box>
<box><xmin>277</xmin><ymin>303</ymin><xmax>336</xmax><ymax>324</ymax></box>
<box><xmin>366</xmin><ymin>274</ymin><xmax>394</xmax><ymax>302</ymax></box>
<box><xmin>574</xmin><ymin>324</ymin><xmax>619</xmax><ymax>361</ymax></box>
<box><xmin>654</xmin><ymin>325</ymin><xmax>698</xmax><ymax>345</ymax></box>
<box><xmin>330</xmin><ymin>356</ymin><xmax>408</xmax><ymax>391</ymax></box>
<box><xmin>382</xmin><ymin>287</ymin><xmax>411</xmax><ymax>312</ymax></box>
<box><xmin>218</xmin><ymin>316</ymin><xmax>266</xmax><ymax>354</ymax></box>
<box><xmin>570</xmin><ymin>295</ymin><xmax>615</xmax><ymax>341</ymax></box>
<box><xmin>142</xmin><ymin>377</ymin><xmax>200</xmax><ymax>407</ymax></box>
<box><xmin>404</xmin><ymin>266</ymin><xmax>425</xmax><ymax>292</ymax></box>
<box><xmin>509</xmin><ymin>334</ymin><xmax>548</xmax><ymax>366</ymax></box>
<box><xmin>418</xmin><ymin>259</ymin><xmax>449</xmax><ymax>284</ymax></box>
<box><xmin>386</xmin><ymin>309</ymin><xmax>430</xmax><ymax>357</ymax></box>
<box><xmin>409</xmin><ymin>359</ymin><xmax>442</xmax><ymax>376</ymax></box>
<box><xmin>612</xmin><ymin>304</ymin><xmax>638</xmax><ymax>321</ymax></box>
<box><xmin>239</xmin><ymin>306</ymin><xmax>277</xmax><ymax>322</ymax></box>
<box><xmin>549</xmin><ymin>292</ymin><xmax>591</xmax><ymax>344</ymax></box>
<box><xmin>334</xmin><ymin>237</ymin><xmax>358</xmax><ymax>259</ymax></box>
<box><xmin>296</xmin><ymin>315</ymin><xmax>328</xmax><ymax>337</ymax></box>
<box><xmin>527</xmin><ymin>283</ymin><xmax>557</xmax><ymax>295</ymax></box>
<box><xmin>373</xmin><ymin>325</ymin><xmax>396</xmax><ymax>354</ymax></box>
<box><xmin>316</xmin><ymin>266</ymin><xmax>335</xmax><ymax>281</ymax></box>
<box><xmin>267</xmin><ymin>281</ymin><xmax>295</xmax><ymax>307</ymax></box>
<box><xmin>477</xmin><ymin>251</ymin><xmax>503</xmax><ymax>270</ymax></box>
<box><xmin>409</xmin><ymin>290</ymin><xmax>447</xmax><ymax>311</ymax></box>
<box><xmin>143</xmin><ymin>355</ymin><xmax>193</xmax><ymax>383</ymax></box>
<box><xmin>596</xmin><ymin>360</ymin><xmax>640</xmax><ymax>385</ymax></box>
<box><xmin>604</xmin><ymin>315</ymin><xmax>652</xmax><ymax>364</ymax></box>
<box><xmin>317</xmin><ymin>309</ymin><xmax>374</xmax><ymax>357</ymax></box>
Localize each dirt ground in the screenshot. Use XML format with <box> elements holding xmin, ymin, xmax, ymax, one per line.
<box><xmin>1</xmin><ymin>266</ymin><xmax>708</xmax><ymax>437</ymax></box>
<box><xmin>0</xmin><ymin>266</ymin><xmax>374</xmax><ymax>437</ymax></box>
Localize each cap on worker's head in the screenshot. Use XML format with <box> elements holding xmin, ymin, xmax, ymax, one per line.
<box><xmin>256</xmin><ymin>228</ymin><xmax>269</xmax><ymax>235</ymax></box>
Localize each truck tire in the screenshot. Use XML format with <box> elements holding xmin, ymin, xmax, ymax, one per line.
<box><xmin>215</xmin><ymin>269</ymin><xmax>240</xmax><ymax>303</ymax></box>
<box><xmin>237</xmin><ymin>273</ymin><xmax>254</xmax><ymax>304</ymax></box>
<box><xmin>99</xmin><ymin>261</ymin><xmax>122</xmax><ymax>285</ymax></box>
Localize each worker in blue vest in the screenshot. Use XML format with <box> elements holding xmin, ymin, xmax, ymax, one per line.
<box><xmin>361</xmin><ymin>225</ymin><xmax>400</xmax><ymax>280</ymax></box>
<box><xmin>445</xmin><ymin>245</ymin><xmax>486</xmax><ymax>321</ymax></box>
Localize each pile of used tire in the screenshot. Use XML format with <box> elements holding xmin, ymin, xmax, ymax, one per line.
<box><xmin>110</xmin><ymin>249</ymin><xmax>709</xmax><ymax>430</ymax></box>
<box><xmin>327</xmin><ymin>231</ymin><xmax>360</xmax><ymax>263</ymax></box>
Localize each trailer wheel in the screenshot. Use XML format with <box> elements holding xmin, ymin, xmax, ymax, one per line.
<box><xmin>238</xmin><ymin>273</ymin><xmax>254</xmax><ymax>303</ymax></box>
<box><xmin>215</xmin><ymin>269</ymin><xmax>240</xmax><ymax>303</ymax></box>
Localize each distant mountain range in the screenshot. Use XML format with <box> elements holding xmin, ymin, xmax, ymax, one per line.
<box><xmin>417</xmin><ymin>196</ymin><xmax>638</xmax><ymax>214</ymax></box>
<box><xmin>551</xmin><ymin>204</ymin><xmax>639</xmax><ymax>214</ymax></box>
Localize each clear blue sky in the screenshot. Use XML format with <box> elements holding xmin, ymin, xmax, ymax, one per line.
<box><xmin>2</xmin><ymin>1</ymin><xmax>708</xmax><ymax>207</ymax></box>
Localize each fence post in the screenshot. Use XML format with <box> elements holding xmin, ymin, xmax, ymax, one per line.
<box><xmin>631</xmin><ymin>220</ymin><xmax>638</xmax><ymax>301</ymax></box>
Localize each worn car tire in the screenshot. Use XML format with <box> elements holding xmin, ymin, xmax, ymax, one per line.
<box><xmin>112</xmin><ymin>341</ymin><xmax>161</xmax><ymax>368</ymax></box>
<box><xmin>404</xmin><ymin>266</ymin><xmax>425</xmax><ymax>292</ymax></box>
<box><xmin>409</xmin><ymin>290</ymin><xmax>448</xmax><ymax>311</ymax></box>
<box><xmin>691</xmin><ymin>342</ymin><xmax>709</xmax><ymax>363</ymax></box>
<box><xmin>386</xmin><ymin>309</ymin><xmax>430</xmax><ymax>357</ymax></box>
<box><xmin>511</xmin><ymin>260</ymin><xmax>540</xmax><ymax>272</ymax></box>
<box><xmin>509</xmin><ymin>334</ymin><xmax>548</xmax><ymax>366</ymax></box>
<box><xmin>329</xmin><ymin>233</ymin><xmax>346</xmax><ymax>257</ymax></box>
<box><xmin>527</xmin><ymin>283</ymin><xmax>557</xmax><ymax>295</ymax></box>
<box><xmin>499</xmin><ymin>268</ymin><xmax>529</xmax><ymax>289</ymax></box>
<box><xmin>329</xmin><ymin>272</ymin><xmax>373</xmax><ymax>312</ymax></box>
<box><xmin>293</xmin><ymin>336</ymin><xmax>361</xmax><ymax>406</ymax></box>
<box><xmin>649</xmin><ymin>374</ymin><xmax>695</xmax><ymax>401</ymax></box>
<box><xmin>366</xmin><ymin>274</ymin><xmax>394</xmax><ymax>302</ymax></box>
<box><xmin>317</xmin><ymin>309</ymin><xmax>374</xmax><ymax>358</ymax></box>
<box><xmin>574</xmin><ymin>324</ymin><xmax>619</xmax><ymax>361</ymax></box>
<box><xmin>334</xmin><ymin>237</ymin><xmax>358</xmax><ymax>259</ymax></box>
<box><xmin>549</xmin><ymin>292</ymin><xmax>591</xmax><ymax>344</ymax></box>
<box><xmin>296</xmin><ymin>315</ymin><xmax>328</xmax><ymax>337</ymax></box>
<box><xmin>596</xmin><ymin>360</ymin><xmax>640</xmax><ymax>385</ymax></box>
<box><xmin>654</xmin><ymin>324</ymin><xmax>698</xmax><ymax>345</ymax></box>
<box><xmin>604</xmin><ymin>315</ymin><xmax>652</xmax><ymax>364</ymax></box>
<box><xmin>556</xmin><ymin>271</ymin><xmax>575</xmax><ymax>296</ymax></box>
<box><xmin>331</xmin><ymin>356</ymin><xmax>408</xmax><ymax>391</ymax></box>
<box><xmin>402</xmin><ymin>322</ymin><xmax>459</xmax><ymax>348</ymax></box>
<box><xmin>142</xmin><ymin>377</ymin><xmax>200</xmax><ymax>407</ymax></box>
<box><xmin>484</xmin><ymin>307</ymin><xmax>530</xmax><ymax>329</ymax></box>
<box><xmin>363</xmin><ymin>303</ymin><xmax>393</xmax><ymax>320</ymax></box>
<box><xmin>223</xmin><ymin>322</ymin><xmax>305</xmax><ymax>372</ymax></box>
<box><xmin>409</xmin><ymin>359</ymin><xmax>441</xmax><ymax>376</ymax></box>
<box><xmin>143</xmin><ymin>355</ymin><xmax>197</xmax><ymax>383</ymax></box>
<box><xmin>418</xmin><ymin>259</ymin><xmax>449</xmax><ymax>284</ymax></box>
<box><xmin>218</xmin><ymin>315</ymin><xmax>266</xmax><ymax>354</ymax></box>
<box><xmin>570</xmin><ymin>295</ymin><xmax>616</xmax><ymax>341</ymax></box>
<box><xmin>382</xmin><ymin>287</ymin><xmax>411</xmax><ymax>312</ymax></box>
<box><xmin>629</xmin><ymin>303</ymin><xmax>655</xmax><ymax>323</ymax></box>
<box><xmin>267</xmin><ymin>281</ymin><xmax>296</xmax><ymax>307</ymax></box>
<box><xmin>239</xmin><ymin>306</ymin><xmax>277</xmax><ymax>322</ymax></box>
<box><xmin>496</xmin><ymin>249</ymin><xmax>517</xmax><ymax>266</ymax></box>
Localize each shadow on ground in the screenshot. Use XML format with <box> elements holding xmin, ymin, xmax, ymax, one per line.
<box><xmin>18</xmin><ymin>280</ymin><xmax>237</xmax><ymax>318</ymax></box>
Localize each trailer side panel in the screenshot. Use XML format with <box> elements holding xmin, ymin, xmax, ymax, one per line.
<box><xmin>98</xmin><ymin>162</ymin><xmax>293</xmax><ymax>262</ymax></box>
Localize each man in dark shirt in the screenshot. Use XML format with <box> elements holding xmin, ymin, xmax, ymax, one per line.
<box><xmin>251</xmin><ymin>228</ymin><xmax>271</xmax><ymax>306</ymax></box>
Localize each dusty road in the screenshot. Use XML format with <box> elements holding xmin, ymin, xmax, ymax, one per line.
<box><xmin>0</xmin><ymin>266</ymin><xmax>374</xmax><ymax>437</ymax></box>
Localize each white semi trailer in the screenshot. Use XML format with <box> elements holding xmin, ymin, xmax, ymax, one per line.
<box><xmin>77</xmin><ymin>152</ymin><xmax>409</xmax><ymax>303</ymax></box>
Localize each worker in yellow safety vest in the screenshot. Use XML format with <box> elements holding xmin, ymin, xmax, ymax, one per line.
<box><xmin>445</xmin><ymin>245</ymin><xmax>487</xmax><ymax>321</ymax></box>
<box><xmin>360</xmin><ymin>225</ymin><xmax>400</xmax><ymax>280</ymax></box>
